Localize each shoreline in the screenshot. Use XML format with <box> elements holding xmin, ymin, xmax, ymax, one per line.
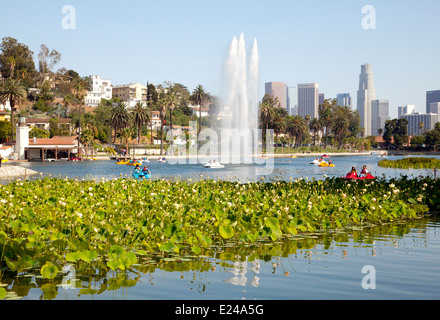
<box><xmin>5</xmin><ymin>151</ymin><xmax>375</xmax><ymax>163</ymax></box>
<box><xmin>0</xmin><ymin>165</ymin><xmax>40</xmax><ymax>178</ymax></box>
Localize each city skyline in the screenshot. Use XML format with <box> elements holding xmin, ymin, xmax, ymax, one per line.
<box><xmin>0</xmin><ymin>1</ymin><xmax>439</xmax><ymax>120</ymax></box>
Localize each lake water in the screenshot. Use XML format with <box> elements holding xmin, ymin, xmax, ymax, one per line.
<box><xmin>1</xmin><ymin>154</ymin><xmax>439</xmax><ymax>301</ymax></box>
<box><xmin>10</xmin><ymin>216</ymin><xmax>440</xmax><ymax>301</ymax></box>
<box><xmin>3</xmin><ymin>154</ymin><xmax>440</xmax><ymax>183</ymax></box>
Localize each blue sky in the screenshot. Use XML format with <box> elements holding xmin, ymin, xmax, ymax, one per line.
<box><xmin>1</xmin><ymin>0</ymin><xmax>439</xmax><ymax>118</ymax></box>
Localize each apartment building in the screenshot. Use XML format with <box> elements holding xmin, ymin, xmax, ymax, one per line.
<box><xmin>112</xmin><ymin>83</ymin><xmax>148</xmax><ymax>108</ymax></box>
<box><xmin>84</xmin><ymin>75</ymin><xmax>112</xmax><ymax>107</ymax></box>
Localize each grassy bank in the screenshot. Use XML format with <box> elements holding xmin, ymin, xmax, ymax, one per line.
<box><xmin>0</xmin><ymin>176</ymin><xmax>437</xmax><ymax>281</ymax></box>
<box><xmin>379</xmin><ymin>157</ymin><xmax>440</xmax><ymax>169</ymax></box>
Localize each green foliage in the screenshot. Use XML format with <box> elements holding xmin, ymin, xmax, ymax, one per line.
<box><xmin>0</xmin><ymin>120</ymin><xmax>12</xmax><ymax>142</ymax></box>
<box><xmin>0</xmin><ymin>175</ymin><xmax>435</xmax><ymax>285</ymax></box>
<box><xmin>384</xmin><ymin>118</ymin><xmax>409</xmax><ymax>149</ymax></box>
<box><xmin>41</xmin><ymin>262</ymin><xmax>59</xmax><ymax>280</ymax></box>
<box><xmin>0</xmin><ymin>36</ymin><xmax>36</xmax><ymax>84</ymax></box>
<box><xmin>379</xmin><ymin>157</ymin><xmax>440</xmax><ymax>169</ymax></box>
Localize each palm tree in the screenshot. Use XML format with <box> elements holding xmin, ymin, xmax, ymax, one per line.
<box><xmin>309</xmin><ymin>118</ymin><xmax>322</xmax><ymax>146</ymax></box>
<box><xmin>132</xmin><ymin>101</ymin><xmax>149</xmax><ymax>144</ymax></box>
<box><xmin>73</xmin><ymin>78</ymin><xmax>89</xmax><ymax>143</ymax></box>
<box><xmin>120</xmin><ymin>127</ymin><xmax>134</xmax><ymax>157</ymax></box>
<box><xmin>158</xmin><ymin>96</ymin><xmax>169</xmax><ymax>155</ymax></box>
<box><xmin>333</xmin><ymin>106</ymin><xmax>350</xmax><ymax>149</ymax></box>
<box><xmin>319</xmin><ymin>102</ymin><xmax>334</xmax><ymax>149</ymax></box>
<box><xmin>190</xmin><ymin>85</ymin><xmax>209</xmax><ymax>139</ymax></box>
<box><xmin>81</xmin><ymin>128</ymin><xmax>95</xmax><ymax>148</ymax></box>
<box><xmin>286</xmin><ymin>115</ymin><xmax>307</xmax><ymax>148</ymax></box>
<box><xmin>419</xmin><ymin>121</ymin><xmax>424</xmax><ymax>135</ymax></box>
<box><xmin>378</xmin><ymin>128</ymin><xmax>383</xmax><ymax>137</ymax></box>
<box><xmin>62</xmin><ymin>93</ymin><xmax>73</xmax><ymax>117</ymax></box>
<box><xmin>109</xmin><ymin>102</ymin><xmax>132</xmax><ymax>143</ymax></box>
<box><xmin>0</xmin><ymin>78</ymin><xmax>27</xmax><ymax>141</ymax></box>
<box><xmin>164</xmin><ymin>91</ymin><xmax>180</xmax><ymax>146</ymax></box>
<box><xmin>270</xmin><ymin>108</ymin><xmax>287</xmax><ymax>152</ymax></box>
<box><xmin>259</xmin><ymin>94</ymin><xmax>278</xmax><ymax>152</ymax></box>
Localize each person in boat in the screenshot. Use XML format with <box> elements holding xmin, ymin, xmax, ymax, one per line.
<box><xmin>134</xmin><ymin>164</ymin><xmax>141</xmax><ymax>175</ymax></box>
<box><xmin>142</xmin><ymin>166</ymin><xmax>150</xmax><ymax>175</ymax></box>
<box><xmin>328</xmin><ymin>159</ymin><xmax>333</xmax><ymax>165</ymax></box>
<box><xmin>349</xmin><ymin>165</ymin><xmax>358</xmax><ymax>177</ymax></box>
<box><xmin>360</xmin><ymin>165</ymin><xmax>369</xmax><ymax>177</ymax></box>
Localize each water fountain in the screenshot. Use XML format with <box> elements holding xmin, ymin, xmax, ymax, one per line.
<box><xmin>219</xmin><ymin>33</ymin><xmax>261</xmax><ymax>164</ymax></box>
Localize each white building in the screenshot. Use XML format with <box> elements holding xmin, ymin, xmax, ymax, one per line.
<box><xmin>399</xmin><ymin>104</ymin><xmax>439</xmax><ymax>136</ymax></box>
<box><xmin>371</xmin><ymin>100</ymin><xmax>390</xmax><ymax>136</ymax></box>
<box><xmin>112</xmin><ymin>83</ymin><xmax>148</xmax><ymax>108</ymax></box>
<box><xmin>357</xmin><ymin>64</ymin><xmax>376</xmax><ymax>136</ymax></box>
<box><xmin>84</xmin><ymin>75</ymin><xmax>112</xmax><ymax>107</ymax></box>
<box><xmin>188</xmin><ymin>104</ymin><xmax>209</xmax><ymax>117</ymax></box>
<box><xmin>398</xmin><ymin>105</ymin><xmax>416</xmax><ymax>118</ymax></box>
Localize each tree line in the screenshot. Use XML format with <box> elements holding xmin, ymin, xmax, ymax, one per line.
<box><xmin>259</xmin><ymin>94</ymin><xmax>365</xmax><ymax>152</ymax></box>
<box><xmin>2</xmin><ymin>36</ymin><xmax>439</xmax><ymax>153</ymax></box>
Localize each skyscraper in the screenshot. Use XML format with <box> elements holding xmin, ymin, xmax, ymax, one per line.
<box><xmin>371</xmin><ymin>100</ymin><xmax>390</xmax><ymax>136</ymax></box>
<box><xmin>265</xmin><ymin>82</ymin><xmax>288</xmax><ymax>112</ymax></box>
<box><xmin>319</xmin><ymin>94</ymin><xmax>325</xmax><ymax>106</ymax></box>
<box><xmin>336</xmin><ymin>93</ymin><xmax>352</xmax><ymax>108</ymax></box>
<box><xmin>426</xmin><ymin>90</ymin><xmax>440</xmax><ymax>113</ymax></box>
<box><xmin>287</xmin><ymin>86</ymin><xmax>297</xmax><ymax>116</ymax></box>
<box><xmin>298</xmin><ymin>83</ymin><xmax>319</xmax><ymax>119</ymax></box>
<box><xmin>357</xmin><ymin>64</ymin><xmax>376</xmax><ymax>136</ymax></box>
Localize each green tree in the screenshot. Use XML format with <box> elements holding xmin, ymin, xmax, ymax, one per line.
<box><xmin>333</xmin><ymin>106</ymin><xmax>351</xmax><ymax>149</ymax></box>
<box><xmin>309</xmin><ymin>118</ymin><xmax>322</xmax><ymax>146</ymax></box>
<box><xmin>109</xmin><ymin>102</ymin><xmax>132</xmax><ymax>143</ymax></box>
<box><xmin>259</xmin><ymin>94</ymin><xmax>278</xmax><ymax>151</ymax></box>
<box><xmin>72</xmin><ymin>77</ymin><xmax>90</xmax><ymax>143</ymax></box>
<box><xmin>0</xmin><ymin>120</ymin><xmax>12</xmax><ymax>142</ymax></box>
<box><xmin>383</xmin><ymin>118</ymin><xmax>409</xmax><ymax>149</ymax></box>
<box><xmin>269</xmin><ymin>107</ymin><xmax>287</xmax><ymax>152</ymax></box>
<box><xmin>120</xmin><ymin>127</ymin><xmax>135</xmax><ymax>157</ymax></box>
<box><xmin>0</xmin><ymin>78</ymin><xmax>27</xmax><ymax>141</ymax></box>
<box><xmin>425</xmin><ymin>123</ymin><xmax>440</xmax><ymax>149</ymax></box>
<box><xmin>0</xmin><ymin>37</ymin><xmax>36</xmax><ymax>85</ymax></box>
<box><xmin>190</xmin><ymin>85</ymin><xmax>209</xmax><ymax>139</ymax></box>
<box><xmin>157</xmin><ymin>96</ymin><xmax>169</xmax><ymax>155</ymax></box>
<box><xmin>318</xmin><ymin>99</ymin><xmax>335</xmax><ymax>148</ymax></box>
<box><xmin>286</xmin><ymin>115</ymin><xmax>307</xmax><ymax>148</ymax></box>
<box><xmin>132</xmin><ymin>101</ymin><xmax>150</xmax><ymax>144</ymax></box>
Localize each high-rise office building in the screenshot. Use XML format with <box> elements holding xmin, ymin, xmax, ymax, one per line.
<box><xmin>319</xmin><ymin>94</ymin><xmax>325</xmax><ymax>106</ymax></box>
<box><xmin>398</xmin><ymin>105</ymin><xmax>416</xmax><ymax>118</ymax></box>
<box><xmin>426</xmin><ymin>90</ymin><xmax>440</xmax><ymax>113</ymax></box>
<box><xmin>399</xmin><ymin>104</ymin><xmax>439</xmax><ymax>136</ymax></box>
<box><xmin>357</xmin><ymin>64</ymin><xmax>376</xmax><ymax>136</ymax></box>
<box><xmin>287</xmin><ymin>86</ymin><xmax>297</xmax><ymax>116</ymax></box>
<box><xmin>371</xmin><ymin>100</ymin><xmax>390</xmax><ymax>136</ymax></box>
<box><xmin>400</xmin><ymin>113</ymin><xmax>437</xmax><ymax>136</ymax></box>
<box><xmin>298</xmin><ymin>83</ymin><xmax>319</xmax><ymax>119</ymax></box>
<box><xmin>430</xmin><ymin>102</ymin><xmax>440</xmax><ymax>123</ymax></box>
<box><xmin>265</xmin><ymin>82</ymin><xmax>288</xmax><ymax>112</ymax></box>
<box><xmin>336</xmin><ymin>93</ymin><xmax>352</xmax><ymax>108</ymax></box>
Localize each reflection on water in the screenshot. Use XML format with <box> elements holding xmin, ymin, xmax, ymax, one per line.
<box><xmin>2</xmin><ymin>216</ymin><xmax>439</xmax><ymax>300</ymax></box>
<box><xmin>224</xmin><ymin>260</ymin><xmax>260</xmax><ymax>287</ymax></box>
